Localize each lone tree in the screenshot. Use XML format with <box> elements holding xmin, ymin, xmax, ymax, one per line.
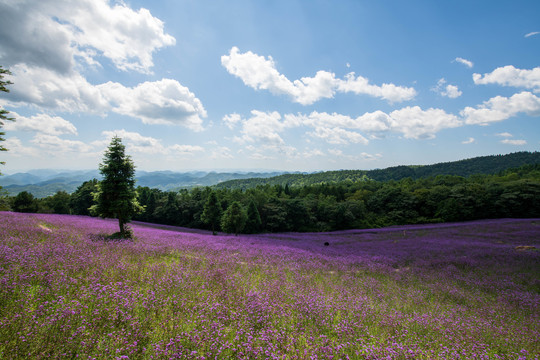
<box><xmin>0</xmin><ymin>66</ymin><xmax>15</xmax><ymax>175</ymax></box>
<box><xmin>221</xmin><ymin>201</ymin><xmax>247</xmax><ymax>236</ymax></box>
<box><xmin>91</xmin><ymin>136</ymin><xmax>142</xmax><ymax>238</ymax></box>
<box><xmin>201</xmin><ymin>191</ymin><xmax>222</xmax><ymax>235</ymax></box>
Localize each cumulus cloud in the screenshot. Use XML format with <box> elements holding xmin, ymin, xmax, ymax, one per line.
<box><xmin>461</xmin><ymin>91</ymin><xmax>540</xmax><ymax>125</ymax></box>
<box><xmin>308</xmin><ymin>127</ymin><xmax>369</xmax><ymax>145</ymax></box>
<box><xmin>284</xmin><ymin>107</ymin><xmax>460</xmax><ymax>140</ymax></box>
<box><xmin>496</xmin><ymin>132</ymin><xmax>513</xmax><ymax>138</ymax></box>
<box><xmin>99</xmin><ymin>79</ymin><xmax>207</xmax><ymax>130</ymax></box>
<box><xmin>336</xmin><ymin>72</ymin><xmax>417</xmax><ymax>103</ymax></box>
<box><xmin>525</xmin><ymin>31</ymin><xmax>539</xmax><ymax>38</ymax></box>
<box><xmin>4</xmin><ymin>112</ymin><xmax>78</xmax><ymax>136</ymax></box>
<box><xmin>388</xmin><ymin>106</ymin><xmax>462</xmax><ymax>139</ymax></box>
<box><xmin>0</xmin><ymin>0</ymin><xmax>175</xmax><ymax>74</ymax></box>
<box><xmin>455</xmin><ymin>57</ymin><xmax>474</xmax><ymax>68</ymax></box>
<box><xmin>221</xmin><ymin>47</ymin><xmax>416</xmax><ymax>105</ymax></box>
<box><xmin>473</xmin><ymin>65</ymin><xmax>540</xmax><ymax>92</ymax></box>
<box><xmin>5</xmin><ymin>66</ymin><xmax>206</xmax><ymax>130</ymax></box>
<box><xmin>0</xmin><ymin>0</ymin><xmax>206</xmax><ymax>132</ymax></box>
<box><xmin>6</xmin><ymin>64</ymin><xmax>109</xmax><ymax>112</ymax></box>
<box><xmin>462</xmin><ymin>137</ymin><xmax>475</xmax><ymax>144</ymax></box>
<box><xmin>432</xmin><ymin>78</ymin><xmax>462</xmax><ymax>98</ymax></box>
<box><xmin>234</xmin><ymin>110</ymin><xmax>289</xmax><ymax>146</ymax></box>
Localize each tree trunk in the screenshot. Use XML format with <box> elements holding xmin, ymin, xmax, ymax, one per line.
<box><xmin>119</xmin><ymin>217</ymin><xmax>125</xmax><ymax>237</ymax></box>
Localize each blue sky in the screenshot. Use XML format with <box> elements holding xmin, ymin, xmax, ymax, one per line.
<box><xmin>0</xmin><ymin>0</ymin><xmax>539</xmax><ymax>173</ymax></box>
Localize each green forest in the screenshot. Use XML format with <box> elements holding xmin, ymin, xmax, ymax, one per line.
<box><xmin>3</xmin><ymin>151</ymin><xmax>540</xmax><ymax>234</ymax></box>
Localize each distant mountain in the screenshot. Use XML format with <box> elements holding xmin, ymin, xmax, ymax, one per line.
<box><xmin>0</xmin><ymin>170</ymin><xmax>286</xmax><ymax>198</ymax></box>
<box><xmin>2</xmin><ymin>151</ymin><xmax>539</xmax><ymax>197</ymax></box>
<box><xmin>214</xmin><ymin>151</ymin><xmax>540</xmax><ymax>190</ymax></box>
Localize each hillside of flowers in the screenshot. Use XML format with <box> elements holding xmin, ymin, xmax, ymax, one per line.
<box><xmin>0</xmin><ymin>211</ymin><xmax>538</xmax><ymax>359</ymax></box>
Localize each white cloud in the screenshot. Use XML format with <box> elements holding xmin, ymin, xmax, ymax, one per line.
<box><xmin>355</xmin><ymin>111</ymin><xmax>393</xmax><ymax>132</ymax></box>
<box><xmin>442</xmin><ymin>84</ymin><xmax>462</xmax><ymax>99</ymax></box>
<box><xmin>301</xmin><ymin>149</ymin><xmax>325</xmax><ymax>158</ymax></box>
<box><xmin>461</xmin><ymin>91</ymin><xmax>540</xmax><ymax>125</ymax></box>
<box><xmin>221</xmin><ymin>47</ymin><xmax>416</xmax><ymax>105</ymax></box>
<box><xmin>462</xmin><ymin>137</ymin><xmax>475</xmax><ymax>144</ymax></box>
<box><xmin>2</xmin><ymin>137</ymin><xmax>40</xmax><ymax>157</ymax></box>
<box><xmin>473</xmin><ymin>65</ymin><xmax>540</xmax><ymax>92</ymax></box>
<box><xmin>99</xmin><ymin>129</ymin><xmax>204</xmax><ymax>156</ymax></box>
<box><xmin>6</xmin><ymin>64</ymin><xmax>109</xmax><ymax>112</ymax></box>
<box><xmin>100</xmin><ymin>129</ymin><xmax>166</xmax><ymax>154</ymax></box>
<box><xmin>336</xmin><ymin>72</ymin><xmax>417</xmax><ymax>103</ymax></box>
<box><xmin>223</xmin><ymin>113</ymin><xmax>242</xmax><ymax>129</ymax></box>
<box><xmin>285</xmin><ymin>107</ymin><xmax>460</xmax><ymax>140</ymax></box>
<box><xmin>211</xmin><ymin>146</ymin><xmax>234</xmax><ymax>159</ymax></box>
<box><xmin>328</xmin><ymin>148</ymin><xmax>344</xmax><ymax>157</ymax></box>
<box><xmin>169</xmin><ymin>144</ymin><xmax>204</xmax><ymax>155</ymax></box>
<box><xmin>432</xmin><ymin>78</ymin><xmax>462</xmax><ymax>98</ymax></box>
<box><xmin>31</xmin><ymin>134</ymin><xmax>93</xmax><ymax>153</ymax></box>
<box><xmin>4</xmin><ymin>112</ymin><xmax>77</xmax><ymax>136</ymax></box>
<box><xmin>0</xmin><ymin>0</ymin><xmax>175</xmax><ymax>74</ymax></box>
<box><xmin>235</xmin><ymin>110</ymin><xmax>289</xmax><ymax>146</ymax></box>
<box><xmin>525</xmin><ymin>31</ymin><xmax>539</xmax><ymax>38</ymax></box>
<box><xmin>221</xmin><ymin>47</ymin><xmax>303</xmax><ymax>100</ymax></box>
<box><xmin>359</xmin><ymin>152</ymin><xmax>382</xmax><ymax>161</ymax></box>
<box><xmin>98</xmin><ymin>79</ymin><xmax>207</xmax><ymax>130</ymax></box>
<box><xmin>495</xmin><ymin>132</ymin><xmax>526</xmax><ymax>146</ymax></box>
<box><xmin>387</xmin><ymin>107</ymin><xmax>462</xmax><ymax>139</ymax></box>
<box><xmin>0</xmin><ymin>1</ymin><xmax>205</xmax><ymax>132</ymax></box>
<box><xmin>501</xmin><ymin>139</ymin><xmax>527</xmax><ymax>145</ymax></box>
<box><xmin>308</xmin><ymin>127</ymin><xmax>369</xmax><ymax>145</ymax></box>
<box><xmin>6</xmin><ymin>66</ymin><xmax>206</xmax><ymax>129</ymax></box>
<box><xmin>455</xmin><ymin>57</ymin><xmax>474</xmax><ymax>68</ymax></box>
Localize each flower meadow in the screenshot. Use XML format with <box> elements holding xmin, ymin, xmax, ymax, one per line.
<box><xmin>0</xmin><ymin>212</ymin><xmax>538</xmax><ymax>359</ymax></box>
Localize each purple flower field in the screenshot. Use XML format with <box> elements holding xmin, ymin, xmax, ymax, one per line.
<box><xmin>0</xmin><ymin>212</ymin><xmax>538</xmax><ymax>359</ymax></box>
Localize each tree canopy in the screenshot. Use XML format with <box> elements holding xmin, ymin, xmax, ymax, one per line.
<box><xmin>201</xmin><ymin>191</ymin><xmax>222</xmax><ymax>235</ymax></box>
<box><xmin>221</xmin><ymin>201</ymin><xmax>247</xmax><ymax>236</ymax></box>
<box><xmin>0</xmin><ymin>66</ymin><xmax>15</xmax><ymax>175</ymax></box>
<box><xmin>91</xmin><ymin>136</ymin><xmax>142</xmax><ymax>238</ymax></box>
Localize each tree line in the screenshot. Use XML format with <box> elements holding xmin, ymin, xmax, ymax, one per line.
<box><xmin>4</xmin><ymin>163</ymin><xmax>540</xmax><ymax>234</ymax></box>
<box><xmin>214</xmin><ymin>151</ymin><xmax>540</xmax><ymax>190</ymax></box>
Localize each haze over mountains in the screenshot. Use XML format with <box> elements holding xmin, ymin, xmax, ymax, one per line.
<box><xmin>0</xmin><ymin>170</ymin><xmax>285</xmax><ymax>198</ymax></box>
<box><xmin>1</xmin><ymin>151</ymin><xmax>539</xmax><ymax>198</ymax></box>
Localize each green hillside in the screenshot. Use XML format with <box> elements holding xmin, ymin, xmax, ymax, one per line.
<box><xmin>214</xmin><ymin>151</ymin><xmax>540</xmax><ymax>190</ymax></box>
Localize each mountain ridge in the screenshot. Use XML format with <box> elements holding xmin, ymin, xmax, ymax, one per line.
<box><xmin>214</xmin><ymin>151</ymin><xmax>540</xmax><ymax>190</ymax></box>
<box><xmin>2</xmin><ymin>151</ymin><xmax>539</xmax><ymax>197</ymax></box>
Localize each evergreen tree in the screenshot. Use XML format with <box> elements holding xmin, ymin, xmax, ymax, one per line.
<box><xmin>201</xmin><ymin>191</ymin><xmax>222</xmax><ymax>235</ymax></box>
<box><xmin>13</xmin><ymin>191</ymin><xmax>37</xmax><ymax>213</ymax></box>
<box><xmin>70</xmin><ymin>179</ymin><xmax>98</xmax><ymax>215</ymax></box>
<box><xmin>47</xmin><ymin>191</ymin><xmax>71</xmax><ymax>214</ymax></box>
<box><xmin>0</xmin><ymin>66</ymin><xmax>15</xmax><ymax>175</ymax></box>
<box><xmin>221</xmin><ymin>201</ymin><xmax>247</xmax><ymax>236</ymax></box>
<box><xmin>91</xmin><ymin>136</ymin><xmax>143</xmax><ymax>238</ymax></box>
<box><xmin>244</xmin><ymin>199</ymin><xmax>262</xmax><ymax>233</ymax></box>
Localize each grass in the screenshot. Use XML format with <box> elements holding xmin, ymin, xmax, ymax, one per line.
<box><xmin>0</xmin><ymin>212</ymin><xmax>538</xmax><ymax>359</ymax></box>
